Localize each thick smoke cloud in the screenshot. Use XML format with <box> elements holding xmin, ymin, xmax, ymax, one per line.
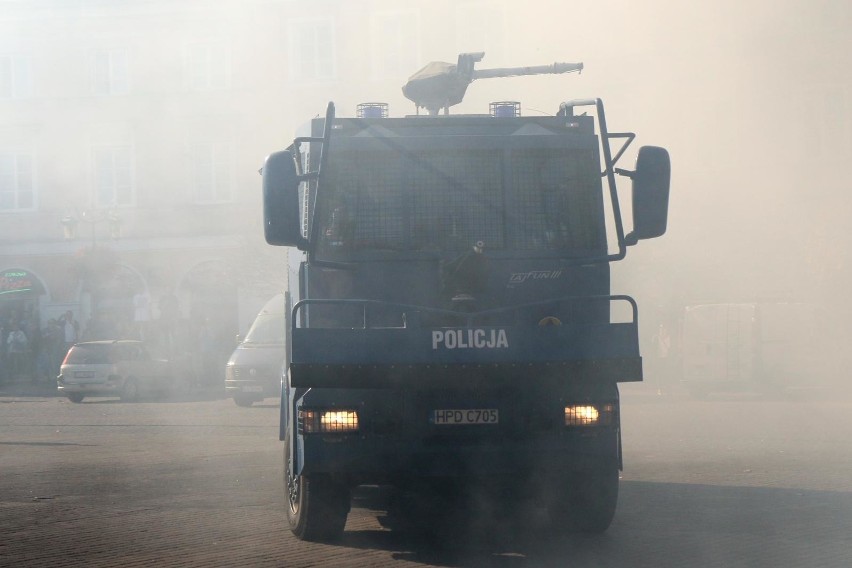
<box><xmin>438</xmin><ymin>0</ymin><xmax>852</xmax><ymax>388</ymax></box>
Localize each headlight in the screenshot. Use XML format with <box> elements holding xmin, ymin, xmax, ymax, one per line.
<box><xmin>564</xmin><ymin>403</ymin><xmax>615</xmax><ymax>427</ymax></box>
<box><xmin>225</xmin><ymin>364</ymin><xmax>235</xmax><ymax>381</ymax></box>
<box><xmin>299</xmin><ymin>409</ymin><xmax>359</xmax><ymax>434</ymax></box>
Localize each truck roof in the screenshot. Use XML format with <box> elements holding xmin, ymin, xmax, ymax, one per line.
<box><xmin>314</xmin><ymin>113</ymin><xmax>597</xmax><ymax>139</ymax></box>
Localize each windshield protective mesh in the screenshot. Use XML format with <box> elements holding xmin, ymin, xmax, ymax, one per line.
<box><xmin>317</xmin><ymin>146</ymin><xmax>603</xmax><ymax>258</ymax></box>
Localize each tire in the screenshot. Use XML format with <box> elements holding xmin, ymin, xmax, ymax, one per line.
<box><xmin>548</xmin><ymin>464</ymin><xmax>619</xmax><ymax>533</ymax></box>
<box><xmin>121</xmin><ymin>377</ymin><xmax>140</xmax><ymax>402</ymax></box>
<box><xmin>283</xmin><ymin>429</ymin><xmax>350</xmax><ymax>542</ymax></box>
<box><xmin>67</xmin><ymin>393</ymin><xmax>85</xmax><ymax>403</ymax></box>
<box><xmin>233</xmin><ymin>394</ymin><xmax>255</xmax><ymax>407</ymax></box>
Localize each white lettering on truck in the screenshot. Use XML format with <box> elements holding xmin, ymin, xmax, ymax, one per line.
<box><xmin>431</xmin><ymin>329</ymin><xmax>509</xmax><ymax>350</ymax></box>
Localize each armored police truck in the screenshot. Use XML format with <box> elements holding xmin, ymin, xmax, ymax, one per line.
<box><xmin>262</xmin><ymin>53</ymin><xmax>671</xmax><ymax>541</ymax></box>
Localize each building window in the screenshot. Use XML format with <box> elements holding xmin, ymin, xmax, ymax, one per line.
<box><xmin>93</xmin><ymin>145</ymin><xmax>133</xmax><ymax>206</ymax></box>
<box><xmin>93</xmin><ymin>48</ymin><xmax>129</xmax><ymax>95</ymax></box>
<box><xmin>184</xmin><ymin>42</ymin><xmax>231</xmax><ymax>91</ymax></box>
<box><xmin>0</xmin><ymin>152</ymin><xmax>35</xmax><ymax>211</ymax></box>
<box><xmin>287</xmin><ymin>18</ymin><xmax>335</xmax><ymax>81</ymax></box>
<box><xmin>0</xmin><ymin>54</ymin><xmax>33</xmax><ymax>99</ymax></box>
<box><xmin>191</xmin><ymin>142</ymin><xmax>232</xmax><ymax>203</ymax></box>
<box><xmin>370</xmin><ymin>10</ymin><xmax>420</xmax><ymax>81</ymax></box>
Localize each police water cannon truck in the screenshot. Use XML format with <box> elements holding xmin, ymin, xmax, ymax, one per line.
<box><xmin>262</xmin><ymin>53</ymin><xmax>671</xmax><ymax>542</ymax></box>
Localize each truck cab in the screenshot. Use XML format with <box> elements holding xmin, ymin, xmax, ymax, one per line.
<box><xmin>262</xmin><ymin>56</ymin><xmax>670</xmax><ymax>541</ymax></box>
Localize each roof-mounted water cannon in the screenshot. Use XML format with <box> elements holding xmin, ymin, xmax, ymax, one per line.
<box><xmin>402</xmin><ymin>52</ymin><xmax>583</xmax><ymax>115</ymax></box>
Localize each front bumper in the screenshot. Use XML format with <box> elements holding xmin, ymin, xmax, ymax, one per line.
<box><xmin>57</xmin><ymin>377</ymin><xmax>121</xmax><ymax>396</ymax></box>
<box><xmin>296</xmin><ymin>427</ymin><xmax>618</xmax><ymax>481</ymax></box>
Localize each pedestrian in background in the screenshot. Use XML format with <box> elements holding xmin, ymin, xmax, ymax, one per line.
<box><xmin>24</xmin><ymin>313</ymin><xmax>40</xmax><ymax>380</ymax></box>
<box><xmin>6</xmin><ymin>322</ymin><xmax>29</xmax><ymax>380</ymax></box>
<box><xmin>59</xmin><ymin>310</ymin><xmax>80</xmax><ymax>358</ymax></box>
<box><xmin>40</xmin><ymin>318</ymin><xmax>62</xmax><ymax>381</ymax></box>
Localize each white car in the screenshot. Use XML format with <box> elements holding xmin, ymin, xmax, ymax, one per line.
<box><xmin>57</xmin><ymin>340</ymin><xmax>176</xmax><ymax>403</ymax></box>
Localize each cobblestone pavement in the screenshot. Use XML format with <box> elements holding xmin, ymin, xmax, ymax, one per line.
<box><xmin>1</xmin><ymin>383</ymin><xmax>851</xmax><ymax>567</ymax></box>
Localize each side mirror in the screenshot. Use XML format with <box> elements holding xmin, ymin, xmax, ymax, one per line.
<box><xmin>625</xmin><ymin>146</ymin><xmax>670</xmax><ymax>245</ymax></box>
<box><xmin>262</xmin><ymin>150</ymin><xmax>307</xmax><ymax>248</ymax></box>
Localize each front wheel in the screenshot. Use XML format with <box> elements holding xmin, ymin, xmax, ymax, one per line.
<box><xmin>548</xmin><ymin>464</ymin><xmax>619</xmax><ymax>533</ymax></box>
<box><xmin>283</xmin><ymin>429</ymin><xmax>350</xmax><ymax>542</ymax></box>
<box><xmin>67</xmin><ymin>393</ymin><xmax>85</xmax><ymax>403</ymax></box>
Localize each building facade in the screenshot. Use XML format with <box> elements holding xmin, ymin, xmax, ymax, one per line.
<box><xmin>6</xmin><ymin>0</ymin><xmax>848</xmax><ymax>381</ymax></box>
<box><xmin>0</xmin><ymin>0</ymin><xmax>512</xmax><ymax>377</ymax></box>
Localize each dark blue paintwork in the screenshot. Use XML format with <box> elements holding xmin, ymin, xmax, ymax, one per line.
<box><xmin>277</xmin><ymin>103</ymin><xmax>648</xmax><ymax>481</ymax></box>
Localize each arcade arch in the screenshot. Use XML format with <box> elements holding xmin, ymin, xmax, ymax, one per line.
<box><xmin>174</xmin><ymin>259</ymin><xmax>239</xmax><ymax>385</ymax></box>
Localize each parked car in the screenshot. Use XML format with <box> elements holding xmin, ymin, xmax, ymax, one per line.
<box><xmin>225</xmin><ymin>294</ymin><xmax>286</xmax><ymax>407</ymax></box>
<box><xmin>57</xmin><ymin>340</ymin><xmax>178</xmax><ymax>403</ymax></box>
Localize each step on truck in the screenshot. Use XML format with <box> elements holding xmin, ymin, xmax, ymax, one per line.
<box><xmin>261</xmin><ymin>53</ymin><xmax>671</xmax><ymax>542</ymax></box>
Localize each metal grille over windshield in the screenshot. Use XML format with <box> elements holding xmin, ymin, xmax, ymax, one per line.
<box><xmin>317</xmin><ymin>145</ymin><xmax>604</xmax><ymax>258</ymax></box>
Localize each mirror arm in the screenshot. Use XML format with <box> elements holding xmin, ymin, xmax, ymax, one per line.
<box><xmin>600</xmin><ymin>132</ymin><xmax>636</xmax><ymax>177</ymax></box>
<box><xmin>617</xmin><ymin>167</ymin><xmax>639</xmax><ymax>246</ymax></box>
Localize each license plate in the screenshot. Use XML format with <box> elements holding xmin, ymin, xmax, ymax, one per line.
<box><xmin>432</xmin><ymin>409</ymin><xmax>499</xmax><ymax>425</ymax></box>
<box><xmin>74</xmin><ymin>371</ymin><xmax>95</xmax><ymax>379</ymax></box>
<box><xmin>243</xmin><ymin>386</ymin><xmax>263</xmax><ymax>393</ymax></box>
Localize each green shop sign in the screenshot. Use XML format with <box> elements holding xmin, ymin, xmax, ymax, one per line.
<box><xmin>0</xmin><ymin>270</ymin><xmax>46</xmax><ymax>296</ymax></box>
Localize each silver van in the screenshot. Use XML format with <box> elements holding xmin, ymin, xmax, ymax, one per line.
<box><xmin>225</xmin><ymin>294</ymin><xmax>286</xmax><ymax>406</ymax></box>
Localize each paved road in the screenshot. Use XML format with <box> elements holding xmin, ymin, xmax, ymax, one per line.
<box><xmin>1</xmin><ymin>385</ymin><xmax>851</xmax><ymax>567</ymax></box>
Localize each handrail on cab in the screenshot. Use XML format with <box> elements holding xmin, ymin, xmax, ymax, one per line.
<box><xmin>291</xmin><ymin>294</ymin><xmax>637</xmax><ymax>331</ymax></box>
